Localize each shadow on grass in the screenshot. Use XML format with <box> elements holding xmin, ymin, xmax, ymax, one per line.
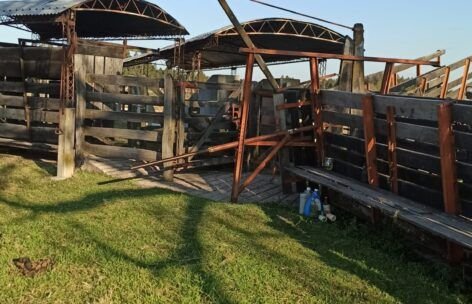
<box><xmin>1</xmin><ymin>183</ymin><xmax>235</xmax><ymax>303</ymax></box>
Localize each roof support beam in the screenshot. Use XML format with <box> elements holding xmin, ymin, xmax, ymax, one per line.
<box><xmin>218</xmin><ymin>0</ymin><xmax>280</xmax><ymax>91</ymax></box>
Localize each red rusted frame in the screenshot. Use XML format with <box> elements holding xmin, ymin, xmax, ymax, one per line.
<box><xmin>438</xmin><ymin>103</ymin><xmax>460</xmax><ymax>214</ymax></box>
<box><xmin>438</xmin><ymin>102</ymin><xmax>463</xmax><ymax>264</ymax></box>
<box><xmin>240</xmin><ymin>47</ymin><xmax>441</xmax><ymax>67</ymax></box>
<box><xmin>239</xmin><ymin>134</ymin><xmax>292</xmax><ymax>194</ymax></box>
<box><xmin>457</xmin><ymin>58</ymin><xmax>471</xmax><ymax>100</ymax></box>
<box><xmin>131</xmin><ymin>125</ymin><xmax>314</xmax><ymax>170</ymax></box>
<box><xmin>440</xmin><ymin>67</ymin><xmax>451</xmax><ymax>99</ymax></box>
<box><xmin>310</xmin><ymin>58</ymin><xmax>324</xmax><ymax>166</ymax></box>
<box><xmin>387</xmin><ymin>106</ymin><xmax>398</xmax><ymax>194</ymax></box>
<box><xmin>246</xmin><ymin>141</ymin><xmax>315</xmax><ymax>147</ymax></box>
<box><xmin>362</xmin><ymin>94</ymin><xmax>379</xmax><ymax>187</ymax></box>
<box><xmin>275</xmin><ymin>101</ymin><xmax>311</xmax><ymax>111</ymax></box>
<box><xmin>363</xmin><ymin>94</ymin><xmax>380</xmax><ymax>223</ymax></box>
<box><xmin>231</xmin><ymin>53</ymin><xmax>255</xmax><ymax>203</ymax></box>
<box><xmin>380</xmin><ymin>62</ymin><xmax>394</xmax><ymax>95</ymax></box>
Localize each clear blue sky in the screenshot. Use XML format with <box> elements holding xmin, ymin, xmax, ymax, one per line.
<box><xmin>0</xmin><ymin>0</ymin><xmax>470</xmax><ymax>80</ymax></box>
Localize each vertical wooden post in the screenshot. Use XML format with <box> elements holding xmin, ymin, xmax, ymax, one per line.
<box><xmin>74</xmin><ymin>54</ymin><xmax>87</xmax><ymax>165</ymax></box>
<box><xmin>231</xmin><ymin>53</ymin><xmax>255</xmax><ymax>203</ymax></box>
<box><xmin>457</xmin><ymin>59</ymin><xmax>471</xmax><ymax>100</ymax></box>
<box><xmin>310</xmin><ymin>58</ymin><xmax>324</xmax><ymax>167</ymax></box>
<box><xmin>338</xmin><ymin>37</ymin><xmax>353</xmax><ymax>92</ymax></box>
<box><xmin>273</xmin><ymin>93</ymin><xmax>291</xmax><ymax>193</ymax></box>
<box><xmin>438</xmin><ymin>102</ymin><xmax>463</xmax><ymax>264</ymax></box>
<box><xmin>362</xmin><ymin>94</ymin><xmax>379</xmax><ymax>187</ymax></box>
<box><xmin>352</xmin><ymin>24</ymin><xmax>366</xmax><ymax>93</ymax></box>
<box><xmin>162</xmin><ymin>74</ymin><xmax>176</xmax><ymax>182</ymax></box>
<box><xmin>440</xmin><ymin>67</ymin><xmax>451</xmax><ymax>99</ymax></box>
<box><xmin>57</xmin><ymin>108</ymin><xmax>76</xmax><ymax>179</ymax></box>
<box><xmin>387</xmin><ymin>106</ymin><xmax>398</xmax><ymax>194</ymax></box>
<box><xmin>176</xmin><ymin>83</ymin><xmax>186</xmax><ymax>162</ymax></box>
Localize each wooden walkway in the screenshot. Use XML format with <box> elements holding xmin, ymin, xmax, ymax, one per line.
<box><xmin>84</xmin><ymin>156</ymin><xmax>299</xmax><ymax>204</ymax></box>
<box><xmin>287</xmin><ymin>166</ymin><xmax>472</xmax><ymax>250</ymax></box>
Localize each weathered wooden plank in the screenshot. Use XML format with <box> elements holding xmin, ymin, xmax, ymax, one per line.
<box><xmin>0</xmin><ymin>60</ymin><xmax>62</xmax><ymax>79</ymax></box>
<box><xmin>57</xmin><ymin>108</ymin><xmax>75</xmax><ymax>179</ymax></box>
<box><xmin>77</xmin><ymin>42</ymin><xmax>125</xmax><ymax>58</ymax></box>
<box><xmin>323</xmin><ymin>110</ymin><xmax>440</xmax><ymax>145</ymax></box>
<box><xmin>87</xmin><ymin>74</ymin><xmax>162</xmax><ymax>88</ymax></box>
<box><xmin>0</xmin><ymin>95</ymin><xmax>60</xmax><ymax>110</ymax></box>
<box><xmin>84</xmin><ymin>126</ymin><xmax>160</xmax><ymax>141</ymax></box>
<box><xmin>1</xmin><ymin>108</ymin><xmax>59</xmax><ymax>123</ymax></box>
<box><xmin>83</xmin><ymin>142</ymin><xmax>158</xmax><ymax>161</ymax></box>
<box><xmin>0</xmin><ymin>137</ymin><xmax>57</xmax><ymax>152</ymax></box>
<box><xmin>84</xmin><ymin>109</ymin><xmax>163</xmax><ymax>124</ymax></box>
<box><xmin>86</xmin><ymin>91</ymin><xmax>163</xmax><ymax>105</ymax></box>
<box><xmin>320</xmin><ymin>90</ymin><xmax>442</xmax><ymax>121</ymax></box>
<box><xmin>0</xmin><ymin>81</ymin><xmax>60</xmax><ymax>94</ymax></box>
<box><xmin>162</xmin><ymin>74</ymin><xmax>175</xmax><ymax>181</ymax></box>
<box><xmin>286</xmin><ymin>166</ymin><xmax>472</xmax><ymax>249</ymax></box>
<box><xmin>452</xmin><ymin>104</ymin><xmax>472</xmax><ymax>125</ymax></box>
<box><xmin>0</xmin><ymin>123</ymin><xmax>57</xmax><ymax>143</ymax></box>
<box><xmin>0</xmin><ymin>47</ymin><xmax>64</xmax><ymax>61</ymax></box>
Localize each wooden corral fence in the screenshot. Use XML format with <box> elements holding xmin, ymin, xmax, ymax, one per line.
<box><xmin>0</xmin><ymin>45</ymin><xmax>63</xmax><ymax>152</ymax></box>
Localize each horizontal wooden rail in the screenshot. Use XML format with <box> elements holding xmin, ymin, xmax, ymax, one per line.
<box><xmin>84</xmin><ymin>109</ymin><xmax>163</xmax><ymax>124</ymax></box>
<box><xmin>87</xmin><ymin>91</ymin><xmax>163</xmax><ymax>105</ymax></box>
<box><xmin>84</xmin><ymin>126</ymin><xmax>161</xmax><ymax>141</ymax></box>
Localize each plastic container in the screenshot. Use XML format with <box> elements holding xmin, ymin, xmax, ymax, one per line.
<box><xmin>299</xmin><ymin>187</ymin><xmax>311</xmax><ymax>215</ymax></box>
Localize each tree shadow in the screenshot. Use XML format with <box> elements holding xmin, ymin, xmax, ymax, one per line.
<box><xmin>64</xmin><ymin>196</ymin><xmax>235</xmax><ymax>303</ymax></box>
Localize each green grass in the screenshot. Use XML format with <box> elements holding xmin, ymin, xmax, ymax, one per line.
<box><xmin>0</xmin><ymin>153</ymin><xmax>469</xmax><ymax>303</ymax></box>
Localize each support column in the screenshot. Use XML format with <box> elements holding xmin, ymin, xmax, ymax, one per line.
<box><xmin>438</xmin><ymin>102</ymin><xmax>463</xmax><ymax>264</ymax></box>
<box><xmin>162</xmin><ymin>74</ymin><xmax>176</xmax><ymax>182</ymax></box>
<box><xmin>57</xmin><ymin>108</ymin><xmax>76</xmax><ymax>179</ymax></box>
<box><xmin>352</xmin><ymin>24</ymin><xmax>366</xmax><ymax>93</ymax></box>
<box><xmin>338</xmin><ymin>37</ymin><xmax>354</xmax><ymax>92</ymax></box>
<box><xmin>310</xmin><ymin>58</ymin><xmax>324</xmax><ymax>166</ymax></box>
<box><xmin>231</xmin><ymin>53</ymin><xmax>255</xmax><ymax>203</ymax></box>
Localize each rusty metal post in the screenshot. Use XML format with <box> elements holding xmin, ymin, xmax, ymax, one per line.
<box><xmin>231</xmin><ymin>53</ymin><xmax>255</xmax><ymax>203</ymax></box>
<box><xmin>310</xmin><ymin>58</ymin><xmax>324</xmax><ymax>166</ymax></box>
<box><xmin>387</xmin><ymin>106</ymin><xmax>398</xmax><ymax>194</ymax></box>
<box><xmin>457</xmin><ymin>58</ymin><xmax>471</xmax><ymax>100</ymax></box>
<box><xmin>239</xmin><ymin>134</ymin><xmax>292</xmax><ymax>193</ymax></box>
<box><xmin>440</xmin><ymin>67</ymin><xmax>451</xmax><ymax>99</ymax></box>
<box><xmin>380</xmin><ymin>62</ymin><xmax>394</xmax><ymax>95</ymax></box>
<box><xmin>218</xmin><ymin>0</ymin><xmax>279</xmax><ymax>91</ymax></box>
<box><xmin>362</xmin><ymin>94</ymin><xmax>379</xmax><ymax>187</ymax></box>
<box><xmin>438</xmin><ymin>102</ymin><xmax>463</xmax><ymax>264</ymax></box>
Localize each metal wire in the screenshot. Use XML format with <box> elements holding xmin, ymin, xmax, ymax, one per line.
<box><xmin>249</xmin><ymin>0</ymin><xmax>353</xmax><ymax>31</ymax></box>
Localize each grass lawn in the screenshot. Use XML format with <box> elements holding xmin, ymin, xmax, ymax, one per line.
<box><xmin>0</xmin><ymin>153</ymin><xmax>469</xmax><ymax>303</ymax></box>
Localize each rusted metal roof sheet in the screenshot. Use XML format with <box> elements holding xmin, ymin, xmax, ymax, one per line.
<box><xmin>158</xmin><ymin>18</ymin><xmax>347</xmax><ymax>69</ymax></box>
<box><xmin>0</xmin><ymin>0</ymin><xmax>83</xmax><ymax>16</ymax></box>
<box><xmin>0</xmin><ymin>0</ymin><xmax>188</xmax><ymax>39</ymax></box>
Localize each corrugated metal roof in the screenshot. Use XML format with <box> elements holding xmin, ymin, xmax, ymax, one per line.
<box><xmin>0</xmin><ymin>0</ymin><xmax>84</xmax><ymax>17</ymax></box>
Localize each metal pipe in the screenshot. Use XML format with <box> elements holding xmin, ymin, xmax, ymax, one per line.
<box><xmin>232</xmin><ymin>52</ymin><xmax>255</xmax><ymax>203</ymax></box>
<box><xmin>240</xmin><ymin>47</ymin><xmax>441</xmax><ymax>67</ymax></box>
<box><xmin>130</xmin><ymin>125</ymin><xmax>314</xmax><ymax>170</ymax></box>
<box><xmin>239</xmin><ymin>134</ymin><xmax>292</xmax><ymax>194</ymax></box>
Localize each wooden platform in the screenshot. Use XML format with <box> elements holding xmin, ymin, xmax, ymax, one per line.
<box><xmin>84</xmin><ymin>156</ymin><xmax>298</xmax><ymax>204</ymax></box>
<box><xmin>286</xmin><ymin>166</ymin><xmax>472</xmax><ymax>250</ymax></box>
